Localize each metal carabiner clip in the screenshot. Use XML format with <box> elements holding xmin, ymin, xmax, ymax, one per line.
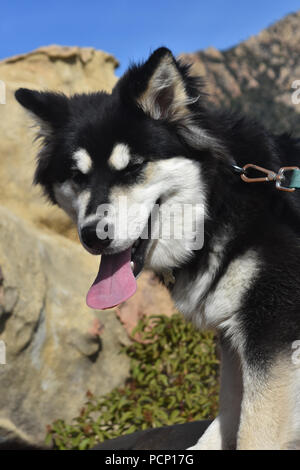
<box><xmin>241</xmin><ymin>164</ymin><xmax>277</xmax><ymax>183</ymax></box>
<box><xmin>275</xmin><ymin>166</ymin><xmax>299</xmax><ymax>192</ymax></box>
<box><xmin>240</xmin><ymin>163</ymin><xmax>299</xmax><ymax>192</ymax></box>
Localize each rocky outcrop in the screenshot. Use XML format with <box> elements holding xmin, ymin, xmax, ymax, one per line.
<box><xmin>180</xmin><ymin>11</ymin><xmax>300</xmax><ymax>135</ymax></box>
<box><xmin>0</xmin><ymin>205</ymin><xmax>130</xmax><ymax>444</ymax></box>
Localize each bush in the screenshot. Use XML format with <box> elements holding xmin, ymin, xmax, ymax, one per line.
<box><xmin>46</xmin><ymin>314</ymin><xmax>219</xmax><ymax>450</ymax></box>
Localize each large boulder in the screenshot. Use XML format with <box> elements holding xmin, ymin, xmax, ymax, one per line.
<box><xmin>0</xmin><ymin>205</ymin><xmax>130</xmax><ymax>444</ymax></box>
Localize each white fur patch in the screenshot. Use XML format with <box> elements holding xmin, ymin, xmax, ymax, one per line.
<box><xmin>107</xmin><ymin>157</ymin><xmax>206</xmax><ymax>267</ymax></box>
<box><xmin>204</xmin><ymin>250</ymin><xmax>259</xmax><ymax>331</ymax></box>
<box><xmin>289</xmin><ymin>365</ymin><xmax>300</xmax><ymax>447</ymax></box>
<box><xmin>72</xmin><ymin>148</ymin><xmax>92</xmax><ymax>174</ymax></box>
<box><xmin>108</xmin><ymin>143</ymin><xmax>130</xmax><ymax>171</ymax></box>
<box><xmin>173</xmin><ymin>246</ymin><xmax>260</xmax><ymax>332</ymax></box>
<box><xmin>172</xmin><ymin>231</ymin><xmax>229</xmax><ymax>318</ymax></box>
<box><xmin>53</xmin><ymin>182</ymin><xmax>91</xmax><ymax>227</ymax></box>
<box><xmin>77</xmin><ymin>190</ymin><xmax>92</xmax><ymax>226</ymax></box>
<box><xmin>53</xmin><ymin>181</ymin><xmax>94</xmax><ymax>247</ymax></box>
<box><xmin>53</xmin><ymin>181</ymin><xmax>78</xmax><ymax>222</ymax></box>
<box><xmin>188</xmin><ymin>417</ymin><xmax>223</xmax><ymax>450</ymax></box>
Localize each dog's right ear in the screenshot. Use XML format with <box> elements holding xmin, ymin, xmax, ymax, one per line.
<box><xmin>15</xmin><ymin>88</ymin><xmax>69</xmax><ymax>137</ymax></box>
<box><xmin>118</xmin><ymin>47</ymin><xmax>200</xmax><ymax>124</ymax></box>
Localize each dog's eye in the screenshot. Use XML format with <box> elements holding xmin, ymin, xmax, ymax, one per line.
<box><xmin>71</xmin><ymin>170</ymin><xmax>87</xmax><ymax>185</ymax></box>
<box><xmin>128</xmin><ymin>161</ymin><xmax>144</xmax><ymax>173</ymax></box>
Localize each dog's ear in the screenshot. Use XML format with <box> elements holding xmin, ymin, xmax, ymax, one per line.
<box><xmin>15</xmin><ymin>88</ymin><xmax>69</xmax><ymax>137</ymax></box>
<box><xmin>121</xmin><ymin>48</ymin><xmax>199</xmax><ymax>123</ymax></box>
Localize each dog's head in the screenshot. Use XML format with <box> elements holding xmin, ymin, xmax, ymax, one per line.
<box><xmin>15</xmin><ymin>47</ymin><xmax>223</xmax><ymax>309</ymax></box>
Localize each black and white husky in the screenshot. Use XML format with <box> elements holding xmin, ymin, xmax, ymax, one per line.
<box><xmin>16</xmin><ymin>48</ymin><xmax>300</xmax><ymax>450</ymax></box>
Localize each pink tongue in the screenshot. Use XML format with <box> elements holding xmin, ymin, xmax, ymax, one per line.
<box><xmin>86</xmin><ymin>247</ymin><xmax>137</xmax><ymax>310</ymax></box>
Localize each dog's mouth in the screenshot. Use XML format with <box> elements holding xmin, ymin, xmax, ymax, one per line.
<box><xmin>86</xmin><ymin>216</ymin><xmax>152</xmax><ymax>310</ymax></box>
<box><xmin>131</xmin><ymin>235</ymin><xmax>151</xmax><ymax>277</ymax></box>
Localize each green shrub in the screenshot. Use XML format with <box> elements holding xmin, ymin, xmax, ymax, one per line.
<box><xmin>46</xmin><ymin>314</ymin><xmax>219</xmax><ymax>450</ymax></box>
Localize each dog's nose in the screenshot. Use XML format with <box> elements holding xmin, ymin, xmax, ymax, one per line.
<box><xmin>81</xmin><ymin>222</ymin><xmax>111</xmax><ymax>252</ymax></box>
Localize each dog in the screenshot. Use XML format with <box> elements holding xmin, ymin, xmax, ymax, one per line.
<box><xmin>15</xmin><ymin>47</ymin><xmax>300</xmax><ymax>450</ymax></box>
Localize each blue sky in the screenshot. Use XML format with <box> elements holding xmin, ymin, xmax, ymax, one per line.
<box><xmin>0</xmin><ymin>1</ymin><xmax>299</xmax><ymax>75</ymax></box>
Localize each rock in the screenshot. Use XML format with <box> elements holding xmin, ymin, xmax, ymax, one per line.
<box><xmin>0</xmin><ymin>206</ymin><xmax>130</xmax><ymax>444</ymax></box>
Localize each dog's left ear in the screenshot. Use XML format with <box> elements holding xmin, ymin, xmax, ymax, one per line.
<box><xmin>122</xmin><ymin>48</ymin><xmax>198</xmax><ymax>123</ymax></box>
<box><xmin>15</xmin><ymin>88</ymin><xmax>69</xmax><ymax>137</ymax></box>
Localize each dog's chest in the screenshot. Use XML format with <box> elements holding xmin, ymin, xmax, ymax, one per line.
<box><xmin>171</xmin><ymin>248</ymin><xmax>260</xmax><ymax>331</ymax></box>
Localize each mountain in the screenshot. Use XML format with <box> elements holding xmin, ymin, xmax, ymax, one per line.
<box><xmin>181</xmin><ymin>11</ymin><xmax>300</xmax><ymax>136</ymax></box>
